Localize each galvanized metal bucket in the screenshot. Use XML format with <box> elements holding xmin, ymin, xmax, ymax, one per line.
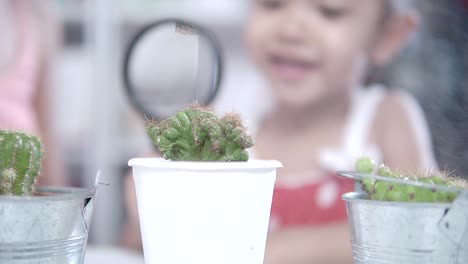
<box><xmin>338</xmin><ymin>171</ymin><xmax>468</xmax><ymax>264</ymax></box>
<box><xmin>0</xmin><ymin>185</ymin><xmax>99</xmax><ymax>264</ymax></box>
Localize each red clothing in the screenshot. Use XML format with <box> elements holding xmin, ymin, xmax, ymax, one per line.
<box><xmin>270</xmin><ymin>174</ymin><xmax>354</xmax><ymax>229</ymax></box>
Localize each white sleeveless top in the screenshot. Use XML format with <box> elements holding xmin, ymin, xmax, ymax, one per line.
<box><xmin>245</xmin><ymin>84</ymin><xmax>386</xmax><ymax>172</ymax></box>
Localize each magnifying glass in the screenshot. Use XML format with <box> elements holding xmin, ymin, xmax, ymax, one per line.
<box><xmin>122</xmin><ymin>18</ymin><xmax>223</xmax><ymax>120</ymax></box>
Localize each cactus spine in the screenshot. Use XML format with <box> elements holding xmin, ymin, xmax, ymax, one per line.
<box><xmin>147</xmin><ymin>105</ymin><xmax>254</xmax><ymax>161</ymax></box>
<box><xmin>355</xmin><ymin>157</ymin><xmax>466</xmax><ymax>203</ymax></box>
<box><xmin>0</xmin><ymin>130</ymin><xmax>43</xmax><ymax>196</ymax></box>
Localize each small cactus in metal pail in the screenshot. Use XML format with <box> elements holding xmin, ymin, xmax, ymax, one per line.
<box><xmin>146</xmin><ymin>105</ymin><xmax>254</xmax><ymax>161</ymax></box>
<box><xmin>355</xmin><ymin>157</ymin><xmax>466</xmax><ymax>203</ymax></box>
<box><xmin>0</xmin><ymin>130</ymin><xmax>43</xmax><ymax>196</ymax></box>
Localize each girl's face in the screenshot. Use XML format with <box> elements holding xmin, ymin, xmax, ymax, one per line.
<box><xmin>246</xmin><ymin>0</ymin><xmax>390</xmax><ymax>107</ymax></box>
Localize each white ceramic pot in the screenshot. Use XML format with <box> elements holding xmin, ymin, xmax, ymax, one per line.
<box><xmin>129</xmin><ymin>158</ymin><xmax>282</xmax><ymax>264</ymax></box>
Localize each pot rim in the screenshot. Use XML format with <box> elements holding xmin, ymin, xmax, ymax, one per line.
<box><xmin>342</xmin><ymin>192</ymin><xmax>452</xmax><ymax>207</ymax></box>
<box><xmin>0</xmin><ymin>186</ymin><xmax>96</xmax><ymax>202</ymax></box>
<box><xmin>128</xmin><ymin>158</ymin><xmax>283</xmax><ymax>171</ymax></box>
<box><xmin>337</xmin><ymin>171</ymin><xmax>464</xmax><ymax>193</ymax></box>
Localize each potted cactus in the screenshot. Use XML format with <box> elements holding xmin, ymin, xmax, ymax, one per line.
<box><xmin>339</xmin><ymin>157</ymin><xmax>468</xmax><ymax>264</ymax></box>
<box><xmin>128</xmin><ymin>105</ymin><xmax>282</xmax><ymax>264</ymax></box>
<box><xmin>0</xmin><ymin>130</ymin><xmax>43</xmax><ymax>196</ymax></box>
<box><xmin>0</xmin><ymin>130</ymin><xmax>99</xmax><ymax>264</ymax></box>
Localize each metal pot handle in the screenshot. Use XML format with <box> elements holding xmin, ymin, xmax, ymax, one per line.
<box><xmin>438</xmin><ymin>191</ymin><xmax>468</xmax><ymax>245</ymax></box>
<box><xmin>81</xmin><ymin>171</ymin><xmax>108</xmax><ymax>231</ymax></box>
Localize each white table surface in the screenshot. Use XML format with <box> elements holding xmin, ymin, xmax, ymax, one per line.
<box><xmin>84</xmin><ymin>246</ymin><xmax>144</xmax><ymax>264</ymax></box>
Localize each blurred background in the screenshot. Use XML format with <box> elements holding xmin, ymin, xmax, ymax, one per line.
<box><xmin>0</xmin><ymin>0</ymin><xmax>467</xmax><ymax>252</ymax></box>
<box><xmin>51</xmin><ymin>0</ymin><xmax>258</xmax><ymax>246</ymax></box>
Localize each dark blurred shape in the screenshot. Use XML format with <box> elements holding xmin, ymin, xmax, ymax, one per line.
<box><xmin>122</xmin><ymin>19</ymin><xmax>223</xmax><ymax>120</ymax></box>
<box><xmin>63</xmin><ymin>21</ymin><xmax>85</xmax><ymax>47</ymax></box>
<box><xmin>380</xmin><ymin>0</ymin><xmax>468</xmax><ymax>177</ymax></box>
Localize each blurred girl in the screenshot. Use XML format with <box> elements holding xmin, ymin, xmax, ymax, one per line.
<box><xmin>122</xmin><ymin>1</ymin><xmax>436</xmax><ymax>263</ymax></box>
<box><xmin>245</xmin><ymin>0</ymin><xmax>435</xmax><ymax>263</ymax></box>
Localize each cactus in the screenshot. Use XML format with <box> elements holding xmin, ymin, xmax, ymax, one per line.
<box><xmin>355</xmin><ymin>157</ymin><xmax>376</xmax><ymax>174</ymax></box>
<box><xmin>355</xmin><ymin>157</ymin><xmax>466</xmax><ymax>203</ymax></box>
<box><xmin>147</xmin><ymin>105</ymin><xmax>254</xmax><ymax>161</ymax></box>
<box><xmin>0</xmin><ymin>130</ymin><xmax>43</xmax><ymax>196</ymax></box>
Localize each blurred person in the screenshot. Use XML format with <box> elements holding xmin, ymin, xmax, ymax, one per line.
<box><xmin>121</xmin><ymin>0</ymin><xmax>437</xmax><ymax>263</ymax></box>
<box><xmin>246</xmin><ymin>0</ymin><xmax>435</xmax><ymax>263</ymax></box>
<box><xmin>0</xmin><ymin>0</ymin><xmax>67</xmax><ymax>186</ymax></box>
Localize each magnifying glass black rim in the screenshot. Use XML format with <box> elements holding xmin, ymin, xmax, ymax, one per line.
<box><xmin>123</xmin><ymin>18</ymin><xmax>224</xmax><ymax>120</ymax></box>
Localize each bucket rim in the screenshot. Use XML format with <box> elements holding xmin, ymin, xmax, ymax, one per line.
<box><xmin>0</xmin><ymin>186</ymin><xmax>96</xmax><ymax>202</ymax></box>
<box><xmin>337</xmin><ymin>171</ymin><xmax>464</xmax><ymax>193</ymax></box>
<box><xmin>342</xmin><ymin>192</ymin><xmax>452</xmax><ymax>207</ymax></box>
<box><xmin>128</xmin><ymin>158</ymin><xmax>283</xmax><ymax>170</ymax></box>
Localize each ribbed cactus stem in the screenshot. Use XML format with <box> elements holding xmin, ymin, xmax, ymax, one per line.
<box><xmin>0</xmin><ymin>130</ymin><xmax>43</xmax><ymax>196</ymax></box>
<box><xmin>147</xmin><ymin>105</ymin><xmax>254</xmax><ymax>161</ymax></box>
<box><xmin>355</xmin><ymin>157</ymin><xmax>466</xmax><ymax>203</ymax></box>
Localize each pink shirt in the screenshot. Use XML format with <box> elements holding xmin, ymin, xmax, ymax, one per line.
<box><xmin>0</xmin><ymin>0</ymin><xmax>40</xmax><ymax>133</ymax></box>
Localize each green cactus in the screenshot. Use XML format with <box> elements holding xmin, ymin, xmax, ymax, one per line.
<box><xmin>355</xmin><ymin>157</ymin><xmax>376</xmax><ymax>174</ymax></box>
<box><xmin>0</xmin><ymin>130</ymin><xmax>43</xmax><ymax>196</ymax></box>
<box><xmin>147</xmin><ymin>105</ymin><xmax>254</xmax><ymax>161</ymax></box>
<box><xmin>355</xmin><ymin>157</ymin><xmax>465</xmax><ymax>203</ymax></box>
